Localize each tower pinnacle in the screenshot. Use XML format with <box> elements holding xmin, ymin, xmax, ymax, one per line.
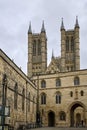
<box><xmin>28</xmin><ymin>22</ymin><xmax>32</xmax><ymax>33</ymax></box>
<box><xmin>51</xmin><ymin>49</ymin><xmax>54</xmax><ymax>59</ymax></box>
<box><xmin>75</xmin><ymin>16</ymin><xmax>79</xmax><ymax>28</ymax></box>
<box><xmin>41</xmin><ymin>21</ymin><xmax>45</xmax><ymax>32</ymax></box>
<box><xmin>61</xmin><ymin>18</ymin><xmax>65</xmax><ymax>30</ymax></box>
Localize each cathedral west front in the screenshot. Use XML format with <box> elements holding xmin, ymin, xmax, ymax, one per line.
<box><xmin>0</xmin><ymin>17</ymin><xmax>87</xmax><ymax>128</ymax></box>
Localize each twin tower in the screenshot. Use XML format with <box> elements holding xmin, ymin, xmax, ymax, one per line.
<box><xmin>27</xmin><ymin>17</ymin><xmax>80</xmax><ymax>77</ymax></box>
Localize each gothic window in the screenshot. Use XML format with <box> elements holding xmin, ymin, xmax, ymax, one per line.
<box><xmin>22</xmin><ymin>88</ymin><xmax>25</xmax><ymax>111</ymax></box>
<box><xmin>56</xmin><ymin>78</ymin><xmax>61</xmax><ymax>87</ymax></box>
<box><xmin>28</xmin><ymin>92</ymin><xmax>30</xmax><ymax>112</ymax></box>
<box><xmin>41</xmin><ymin>80</ymin><xmax>46</xmax><ymax>88</ymax></box>
<box><xmin>74</xmin><ymin>77</ymin><xmax>80</xmax><ymax>85</ymax></box>
<box><xmin>66</xmin><ymin>37</ymin><xmax>69</xmax><ymax>52</ymax></box>
<box><xmin>41</xmin><ymin>93</ymin><xmax>46</xmax><ymax>104</ymax></box>
<box><xmin>38</xmin><ymin>40</ymin><xmax>41</xmax><ymax>55</ymax></box>
<box><xmin>2</xmin><ymin>74</ymin><xmax>7</xmax><ymax>105</ymax></box>
<box><xmin>56</xmin><ymin>92</ymin><xmax>61</xmax><ymax>104</ymax></box>
<box><xmin>33</xmin><ymin>40</ymin><xmax>36</xmax><ymax>56</ymax></box>
<box><xmin>80</xmin><ymin>90</ymin><xmax>84</xmax><ymax>96</ymax></box>
<box><xmin>59</xmin><ymin>111</ymin><xmax>66</xmax><ymax>121</ymax></box>
<box><xmin>71</xmin><ymin>37</ymin><xmax>74</xmax><ymax>52</ymax></box>
<box><xmin>14</xmin><ymin>83</ymin><xmax>18</xmax><ymax>109</ymax></box>
<box><xmin>70</xmin><ymin>91</ymin><xmax>73</xmax><ymax>97</ymax></box>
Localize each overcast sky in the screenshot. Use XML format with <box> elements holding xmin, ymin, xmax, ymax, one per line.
<box><xmin>0</xmin><ymin>0</ymin><xmax>87</xmax><ymax>74</ymax></box>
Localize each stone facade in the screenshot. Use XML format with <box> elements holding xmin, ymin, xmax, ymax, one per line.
<box><xmin>0</xmin><ymin>49</ymin><xmax>37</xmax><ymax>128</ymax></box>
<box><xmin>32</xmin><ymin>70</ymin><xmax>87</xmax><ymax>127</ymax></box>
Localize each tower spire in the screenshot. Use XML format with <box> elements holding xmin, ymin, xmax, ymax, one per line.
<box><xmin>75</xmin><ymin>16</ymin><xmax>79</xmax><ymax>28</ymax></box>
<box><xmin>28</xmin><ymin>22</ymin><xmax>32</xmax><ymax>33</ymax></box>
<box><xmin>41</xmin><ymin>20</ymin><xmax>45</xmax><ymax>32</ymax></box>
<box><xmin>61</xmin><ymin>18</ymin><xmax>65</xmax><ymax>30</ymax></box>
<box><xmin>51</xmin><ymin>49</ymin><xmax>54</xmax><ymax>59</ymax></box>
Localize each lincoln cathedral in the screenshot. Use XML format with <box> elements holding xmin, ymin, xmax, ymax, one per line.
<box><xmin>0</xmin><ymin>17</ymin><xmax>87</xmax><ymax>128</ymax></box>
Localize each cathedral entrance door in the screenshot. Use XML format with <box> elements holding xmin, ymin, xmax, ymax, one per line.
<box><xmin>48</xmin><ymin>111</ymin><xmax>55</xmax><ymax>127</ymax></box>
<box><xmin>70</xmin><ymin>102</ymin><xmax>85</xmax><ymax>127</ymax></box>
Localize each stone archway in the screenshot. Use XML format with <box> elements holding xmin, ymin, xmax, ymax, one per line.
<box><xmin>69</xmin><ymin>101</ymin><xmax>86</xmax><ymax>127</ymax></box>
<box><xmin>48</xmin><ymin>111</ymin><xmax>55</xmax><ymax>127</ymax></box>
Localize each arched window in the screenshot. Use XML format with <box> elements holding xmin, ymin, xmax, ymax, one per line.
<box><xmin>33</xmin><ymin>40</ymin><xmax>36</xmax><ymax>56</ymax></box>
<box><xmin>80</xmin><ymin>90</ymin><xmax>84</xmax><ymax>96</ymax></box>
<box><xmin>66</xmin><ymin>37</ymin><xmax>69</xmax><ymax>52</ymax></box>
<box><xmin>56</xmin><ymin>78</ymin><xmax>61</xmax><ymax>87</ymax></box>
<box><xmin>38</xmin><ymin>40</ymin><xmax>41</xmax><ymax>55</ymax></box>
<box><xmin>41</xmin><ymin>80</ymin><xmax>46</xmax><ymax>88</ymax></box>
<box><xmin>14</xmin><ymin>83</ymin><xmax>18</xmax><ymax>109</ymax></box>
<box><xmin>22</xmin><ymin>88</ymin><xmax>25</xmax><ymax>111</ymax></box>
<box><xmin>56</xmin><ymin>92</ymin><xmax>61</xmax><ymax>104</ymax></box>
<box><xmin>70</xmin><ymin>91</ymin><xmax>73</xmax><ymax>97</ymax></box>
<box><xmin>71</xmin><ymin>37</ymin><xmax>74</xmax><ymax>52</ymax></box>
<box><xmin>74</xmin><ymin>77</ymin><xmax>80</xmax><ymax>85</ymax></box>
<box><xmin>41</xmin><ymin>93</ymin><xmax>46</xmax><ymax>104</ymax></box>
<box><xmin>59</xmin><ymin>111</ymin><xmax>66</xmax><ymax>121</ymax></box>
<box><xmin>28</xmin><ymin>92</ymin><xmax>30</xmax><ymax>112</ymax></box>
<box><xmin>2</xmin><ymin>74</ymin><xmax>7</xmax><ymax>105</ymax></box>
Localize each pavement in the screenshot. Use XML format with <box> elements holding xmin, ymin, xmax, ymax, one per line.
<box><xmin>30</xmin><ymin>127</ymin><xmax>87</xmax><ymax>130</ymax></box>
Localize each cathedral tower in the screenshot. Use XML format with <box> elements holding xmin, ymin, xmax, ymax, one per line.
<box><xmin>27</xmin><ymin>21</ymin><xmax>47</xmax><ymax>77</ymax></box>
<box><xmin>61</xmin><ymin>17</ymin><xmax>80</xmax><ymax>72</ymax></box>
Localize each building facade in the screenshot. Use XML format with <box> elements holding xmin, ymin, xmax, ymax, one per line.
<box><xmin>0</xmin><ymin>17</ymin><xmax>87</xmax><ymax>128</ymax></box>
<box><xmin>0</xmin><ymin>49</ymin><xmax>37</xmax><ymax>128</ymax></box>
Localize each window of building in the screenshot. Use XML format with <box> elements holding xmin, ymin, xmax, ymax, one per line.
<box><xmin>66</xmin><ymin>37</ymin><xmax>69</xmax><ymax>52</ymax></box>
<box><xmin>56</xmin><ymin>78</ymin><xmax>61</xmax><ymax>87</ymax></box>
<box><xmin>22</xmin><ymin>88</ymin><xmax>25</xmax><ymax>111</ymax></box>
<box><xmin>41</xmin><ymin>80</ymin><xmax>46</xmax><ymax>88</ymax></box>
<box><xmin>2</xmin><ymin>74</ymin><xmax>7</xmax><ymax>105</ymax></box>
<box><xmin>38</xmin><ymin>40</ymin><xmax>41</xmax><ymax>55</ymax></box>
<box><xmin>56</xmin><ymin>92</ymin><xmax>61</xmax><ymax>104</ymax></box>
<box><xmin>28</xmin><ymin>92</ymin><xmax>30</xmax><ymax>112</ymax></box>
<box><xmin>33</xmin><ymin>40</ymin><xmax>36</xmax><ymax>56</ymax></box>
<box><xmin>14</xmin><ymin>83</ymin><xmax>18</xmax><ymax>109</ymax></box>
<box><xmin>80</xmin><ymin>90</ymin><xmax>84</xmax><ymax>96</ymax></box>
<box><xmin>70</xmin><ymin>91</ymin><xmax>73</xmax><ymax>97</ymax></box>
<box><xmin>71</xmin><ymin>37</ymin><xmax>74</xmax><ymax>52</ymax></box>
<box><xmin>74</xmin><ymin>77</ymin><xmax>80</xmax><ymax>85</ymax></box>
<box><xmin>41</xmin><ymin>93</ymin><xmax>46</xmax><ymax>104</ymax></box>
<box><xmin>59</xmin><ymin>111</ymin><xmax>66</xmax><ymax>121</ymax></box>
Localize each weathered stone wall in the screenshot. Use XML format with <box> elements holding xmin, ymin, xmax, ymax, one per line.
<box><xmin>0</xmin><ymin>50</ymin><xmax>37</xmax><ymax>127</ymax></box>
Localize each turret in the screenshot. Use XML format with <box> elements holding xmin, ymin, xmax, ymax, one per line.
<box><xmin>51</xmin><ymin>49</ymin><xmax>54</xmax><ymax>59</ymax></box>
<box><xmin>74</xmin><ymin>16</ymin><xmax>80</xmax><ymax>70</ymax></box>
<box><xmin>28</xmin><ymin>22</ymin><xmax>32</xmax><ymax>34</ymax></box>
<box><xmin>75</xmin><ymin>16</ymin><xmax>79</xmax><ymax>28</ymax></box>
<box><xmin>41</xmin><ymin>21</ymin><xmax>47</xmax><ymax>72</ymax></box>
<box><xmin>60</xmin><ymin>18</ymin><xmax>66</xmax><ymax>72</ymax></box>
<box><xmin>61</xmin><ymin>18</ymin><xmax>65</xmax><ymax>30</ymax></box>
<box><xmin>41</xmin><ymin>21</ymin><xmax>45</xmax><ymax>33</ymax></box>
<box><xmin>27</xmin><ymin>22</ymin><xmax>33</xmax><ymax>77</ymax></box>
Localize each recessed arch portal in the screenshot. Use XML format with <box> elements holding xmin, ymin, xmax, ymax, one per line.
<box><xmin>48</xmin><ymin>111</ymin><xmax>55</xmax><ymax>127</ymax></box>
<box><xmin>69</xmin><ymin>101</ymin><xmax>86</xmax><ymax>127</ymax></box>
